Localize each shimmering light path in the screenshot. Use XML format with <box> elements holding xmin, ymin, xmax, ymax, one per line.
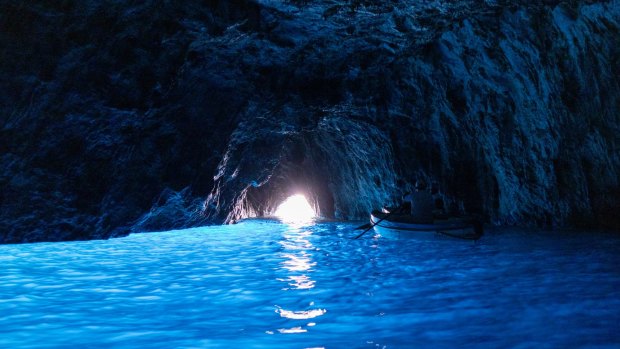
<box><xmin>1</xmin><ymin>221</ymin><xmax>619</xmax><ymax>348</ymax></box>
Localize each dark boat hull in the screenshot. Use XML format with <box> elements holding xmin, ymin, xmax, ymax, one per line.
<box><xmin>370</xmin><ymin>210</ymin><xmax>482</xmax><ymax>240</ymax></box>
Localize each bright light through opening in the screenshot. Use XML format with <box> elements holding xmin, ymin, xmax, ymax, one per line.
<box><xmin>275</xmin><ymin>194</ymin><xmax>315</xmax><ymax>223</ymax></box>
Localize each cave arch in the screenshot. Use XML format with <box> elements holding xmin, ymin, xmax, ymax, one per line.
<box><xmin>204</xmin><ymin>115</ymin><xmax>399</xmax><ymax>224</ymax></box>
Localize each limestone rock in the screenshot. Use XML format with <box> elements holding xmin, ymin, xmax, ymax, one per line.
<box><xmin>1</xmin><ymin>0</ymin><xmax>618</xmax><ymax>242</ymax></box>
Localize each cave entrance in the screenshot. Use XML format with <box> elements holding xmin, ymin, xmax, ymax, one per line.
<box><xmin>274</xmin><ymin>194</ymin><xmax>316</xmax><ymax>223</ymax></box>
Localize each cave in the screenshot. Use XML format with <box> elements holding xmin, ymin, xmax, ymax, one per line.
<box><xmin>0</xmin><ymin>0</ymin><xmax>618</xmax><ymax>243</ymax></box>
<box><xmin>2</xmin><ymin>1</ymin><xmax>620</xmax><ymax>347</ymax></box>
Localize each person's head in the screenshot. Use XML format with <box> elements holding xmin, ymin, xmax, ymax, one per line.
<box><xmin>415</xmin><ymin>180</ymin><xmax>427</xmax><ymax>191</ymax></box>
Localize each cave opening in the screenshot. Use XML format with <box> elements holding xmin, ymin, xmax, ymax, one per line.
<box><xmin>232</xmin><ymin>159</ymin><xmax>336</xmax><ymax>223</ymax></box>
<box><xmin>274</xmin><ymin>194</ymin><xmax>316</xmax><ymax>223</ymax></box>
<box><xmin>239</xmin><ymin>175</ymin><xmax>334</xmax><ymax>222</ymax></box>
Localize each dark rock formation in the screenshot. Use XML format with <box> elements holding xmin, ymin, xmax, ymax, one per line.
<box><xmin>1</xmin><ymin>0</ymin><xmax>619</xmax><ymax>243</ymax></box>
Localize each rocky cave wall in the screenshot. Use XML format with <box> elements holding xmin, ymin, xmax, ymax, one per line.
<box><xmin>1</xmin><ymin>0</ymin><xmax>619</xmax><ymax>243</ymax></box>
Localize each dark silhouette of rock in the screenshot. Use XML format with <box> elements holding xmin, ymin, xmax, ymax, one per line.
<box><xmin>1</xmin><ymin>0</ymin><xmax>619</xmax><ymax>243</ymax></box>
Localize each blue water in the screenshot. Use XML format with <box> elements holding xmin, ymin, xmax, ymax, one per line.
<box><xmin>1</xmin><ymin>220</ymin><xmax>619</xmax><ymax>349</ymax></box>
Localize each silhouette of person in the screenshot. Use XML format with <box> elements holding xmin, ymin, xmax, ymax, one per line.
<box><xmin>409</xmin><ymin>180</ymin><xmax>434</xmax><ymax>223</ymax></box>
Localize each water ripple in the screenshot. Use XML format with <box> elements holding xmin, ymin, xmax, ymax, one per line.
<box><xmin>0</xmin><ymin>221</ymin><xmax>618</xmax><ymax>348</ymax></box>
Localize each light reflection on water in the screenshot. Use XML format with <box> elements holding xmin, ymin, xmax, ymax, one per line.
<box><xmin>279</xmin><ymin>274</ymin><xmax>315</xmax><ymax>290</ymax></box>
<box><xmin>275</xmin><ymin>226</ymin><xmax>326</xmax><ymax>334</ymax></box>
<box><xmin>0</xmin><ymin>220</ymin><xmax>618</xmax><ymax>348</ymax></box>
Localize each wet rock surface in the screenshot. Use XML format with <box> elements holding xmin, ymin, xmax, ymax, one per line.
<box><xmin>1</xmin><ymin>0</ymin><xmax>619</xmax><ymax>243</ymax></box>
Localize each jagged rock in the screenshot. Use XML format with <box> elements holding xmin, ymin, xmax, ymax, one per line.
<box><xmin>133</xmin><ymin>187</ymin><xmax>207</xmax><ymax>233</ymax></box>
<box><xmin>1</xmin><ymin>0</ymin><xmax>619</xmax><ymax>243</ymax></box>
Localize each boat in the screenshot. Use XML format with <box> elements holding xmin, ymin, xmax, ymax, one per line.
<box><xmin>370</xmin><ymin>210</ymin><xmax>483</xmax><ymax>240</ymax></box>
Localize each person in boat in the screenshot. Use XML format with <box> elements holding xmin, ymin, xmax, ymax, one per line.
<box><xmin>404</xmin><ymin>180</ymin><xmax>434</xmax><ymax>223</ymax></box>
<box><xmin>431</xmin><ymin>182</ymin><xmax>448</xmax><ymax>219</ymax></box>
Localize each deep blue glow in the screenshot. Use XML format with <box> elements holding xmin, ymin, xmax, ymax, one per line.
<box><xmin>1</xmin><ymin>221</ymin><xmax>619</xmax><ymax>348</ymax></box>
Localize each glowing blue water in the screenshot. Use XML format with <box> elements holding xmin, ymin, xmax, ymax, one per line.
<box><xmin>1</xmin><ymin>220</ymin><xmax>619</xmax><ymax>348</ymax></box>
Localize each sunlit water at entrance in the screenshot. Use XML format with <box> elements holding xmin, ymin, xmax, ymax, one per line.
<box><xmin>1</xmin><ymin>220</ymin><xmax>619</xmax><ymax>348</ymax></box>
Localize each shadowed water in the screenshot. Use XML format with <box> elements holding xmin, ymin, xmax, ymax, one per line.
<box><xmin>1</xmin><ymin>220</ymin><xmax>619</xmax><ymax>348</ymax></box>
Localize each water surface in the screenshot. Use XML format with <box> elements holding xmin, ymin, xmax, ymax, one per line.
<box><xmin>1</xmin><ymin>220</ymin><xmax>619</xmax><ymax>348</ymax></box>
